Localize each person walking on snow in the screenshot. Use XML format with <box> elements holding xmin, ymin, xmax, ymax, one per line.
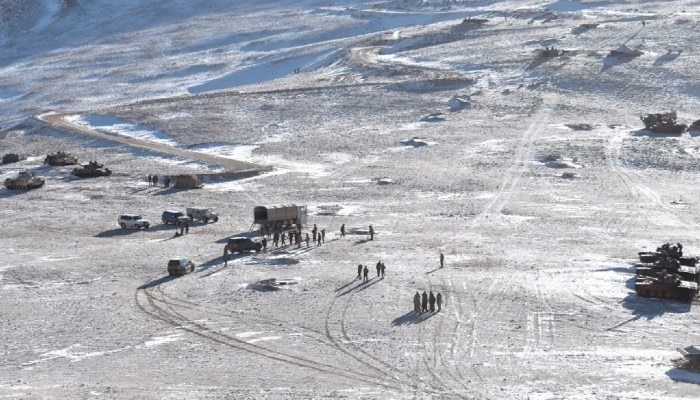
<box><xmin>421</xmin><ymin>291</ymin><xmax>428</xmax><ymax>312</ymax></box>
<box><xmin>436</xmin><ymin>292</ymin><xmax>443</xmax><ymax>312</ymax></box>
<box><xmin>376</xmin><ymin>261</ymin><xmax>382</xmax><ymax>277</ymax></box>
<box><xmin>363</xmin><ymin>265</ymin><xmax>369</xmax><ymax>282</ymax></box>
<box><xmin>413</xmin><ymin>292</ymin><xmax>421</xmax><ymax>312</ymax></box>
<box><xmin>429</xmin><ymin>291</ymin><xmax>436</xmax><ymax>312</ymax></box>
<box><xmin>440</xmin><ymin>252</ymin><xmax>444</xmax><ymax>268</ymax></box>
<box><xmin>357</xmin><ymin>264</ymin><xmax>363</xmax><ymax>280</ymax></box>
<box><xmin>340</xmin><ymin>224</ymin><xmax>345</xmax><ymax>237</ymax></box>
<box><xmin>381</xmin><ymin>262</ymin><xmax>386</xmax><ymax>278</ymax></box>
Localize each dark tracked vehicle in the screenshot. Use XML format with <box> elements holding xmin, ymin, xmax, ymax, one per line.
<box><xmin>44</xmin><ymin>151</ymin><xmax>78</xmax><ymax>166</ymax></box>
<box><xmin>4</xmin><ymin>171</ymin><xmax>45</xmax><ymax>190</ymax></box>
<box><xmin>635</xmin><ymin>274</ymin><xmax>698</xmax><ymax>302</ymax></box>
<box><xmin>72</xmin><ymin>161</ymin><xmax>112</xmax><ymax>178</ymax></box>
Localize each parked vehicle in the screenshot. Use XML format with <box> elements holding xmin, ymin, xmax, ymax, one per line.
<box><xmin>167</xmin><ymin>257</ymin><xmax>195</xmax><ymax>276</ymax></box>
<box><xmin>253</xmin><ymin>204</ymin><xmax>307</xmax><ymax>231</ymax></box>
<box><xmin>4</xmin><ymin>171</ymin><xmax>44</xmax><ymax>190</ymax></box>
<box><xmin>118</xmin><ymin>214</ymin><xmax>150</xmax><ymax>229</ymax></box>
<box><xmin>226</xmin><ymin>237</ymin><xmax>262</xmax><ymax>253</ymax></box>
<box><xmin>186</xmin><ymin>207</ymin><xmax>219</xmax><ymax>223</ymax></box>
<box><xmin>162</xmin><ymin>210</ymin><xmax>185</xmax><ymax>224</ymax></box>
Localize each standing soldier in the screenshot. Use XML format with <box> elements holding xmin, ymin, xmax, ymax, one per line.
<box><xmin>440</xmin><ymin>252</ymin><xmax>444</xmax><ymax>268</ymax></box>
<box><xmin>223</xmin><ymin>247</ymin><xmax>229</xmax><ymax>267</ymax></box>
<box><xmin>305</xmin><ymin>233</ymin><xmax>310</xmax><ymax>248</ymax></box>
<box><xmin>413</xmin><ymin>292</ymin><xmax>421</xmax><ymax>312</ymax></box>
<box><xmin>184</xmin><ymin>221</ymin><xmax>189</xmax><ymax>234</ymax></box>
<box><xmin>381</xmin><ymin>262</ymin><xmax>386</xmax><ymax>278</ymax></box>
<box><xmin>281</xmin><ymin>232</ymin><xmax>287</xmax><ymax>246</ymax></box>
<box><xmin>429</xmin><ymin>291</ymin><xmax>436</xmax><ymax>312</ymax></box>
<box><xmin>357</xmin><ymin>264</ymin><xmax>363</xmax><ymax>280</ymax></box>
<box><xmin>376</xmin><ymin>261</ymin><xmax>382</xmax><ymax>277</ymax></box>
<box><xmin>148</xmin><ymin>174</ymin><xmax>152</xmax><ymax>186</ymax></box>
<box><xmin>273</xmin><ymin>231</ymin><xmax>279</xmax><ymax>247</ymax></box>
<box><xmin>363</xmin><ymin>265</ymin><xmax>369</xmax><ymax>282</ymax></box>
<box><xmin>152</xmin><ymin>174</ymin><xmax>158</xmax><ymax>187</ymax></box>
<box><xmin>312</xmin><ymin>224</ymin><xmax>318</xmax><ymax>242</ymax></box>
<box><xmin>421</xmin><ymin>291</ymin><xmax>428</xmax><ymax>313</ymax></box>
<box><xmin>369</xmin><ymin>225</ymin><xmax>374</xmax><ymax>241</ymax></box>
<box><xmin>340</xmin><ymin>224</ymin><xmax>345</xmax><ymax>237</ymax></box>
<box><xmin>262</xmin><ymin>237</ymin><xmax>267</xmax><ymax>251</ymax></box>
<box><xmin>317</xmin><ymin>234</ymin><xmax>322</xmax><ymax>247</ymax></box>
<box><xmin>436</xmin><ymin>292</ymin><xmax>443</xmax><ymax>312</ymax></box>
<box><xmin>321</xmin><ymin>229</ymin><xmax>325</xmax><ymax>243</ymax></box>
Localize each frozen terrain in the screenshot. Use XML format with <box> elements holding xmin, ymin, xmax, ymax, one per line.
<box><xmin>2</xmin><ymin>0</ymin><xmax>700</xmax><ymax>398</ymax></box>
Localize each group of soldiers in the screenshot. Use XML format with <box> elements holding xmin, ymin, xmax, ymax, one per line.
<box><xmin>414</xmin><ymin>291</ymin><xmax>443</xmax><ymax>313</ymax></box>
<box><xmin>269</xmin><ymin>224</ymin><xmax>326</xmax><ymax>248</ymax></box>
<box><xmin>147</xmin><ymin>174</ymin><xmax>171</xmax><ymax>187</ymax></box>
<box><xmin>356</xmin><ymin>261</ymin><xmax>386</xmax><ymax>282</ymax></box>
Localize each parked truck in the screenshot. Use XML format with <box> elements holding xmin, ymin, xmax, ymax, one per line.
<box><xmin>253</xmin><ymin>204</ymin><xmax>307</xmax><ymax>232</ymax></box>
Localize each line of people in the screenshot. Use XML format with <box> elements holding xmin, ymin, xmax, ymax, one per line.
<box><xmin>147</xmin><ymin>174</ymin><xmax>171</xmax><ymax>187</ymax></box>
<box><xmin>414</xmin><ymin>291</ymin><xmax>442</xmax><ymax>313</ymax></box>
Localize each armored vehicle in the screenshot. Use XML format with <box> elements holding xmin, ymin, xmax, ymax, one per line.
<box><xmin>72</xmin><ymin>161</ymin><xmax>112</xmax><ymax>178</ymax></box>
<box><xmin>635</xmin><ymin>274</ymin><xmax>698</xmax><ymax>301</ymax></box>
<box><xmin>2</xmin><ymin>153</ymin><xmax>23</xmax><ymax>164</ymax></box>
<box><xmin>226</xmin><ymin>237</ymin><xmax>262</xmax><ymax>253</ymax></box>
<box><xmin>186</xmin><ymin>207</ymin><xmax>219</xmax><ymax>223</ymax></box>
<box><xmin>167</xmin><ymin>258</ymin><xmax>195</xmax><ymax>276</ymax></box>
<box><xmin>44</xmin><ymin>151</ymin><xmax>78</xmax><ymax>166</ymax></box>
<box><xmin>640</xmin><ymin>111</ymin><xmax>687</xmax><ymax>134</ymax></box>
<box><xmin>4</xmin><ymin>171</ymin><xmax>45</xmax><ymax>190</ymax></box>
<box><xmin>636</xmin><ymin>264</ymin><xmax>699</xmax><ymax>283</ymax></box>
<box><xmin>677</xmin><ymin>346</ymin><xmax>700</xmax><ymax>372</ymax></box>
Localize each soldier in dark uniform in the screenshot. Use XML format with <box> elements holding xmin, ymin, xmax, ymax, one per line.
<box><xmin>312</xmin><ymin>224</ymin><xmax>318</xmax><ymax>242</ymax></box>
<box><xmin>421</xmin><ymin>292</ymin><xmax>428</xmax><ymax>312</ymax></box>
<box><xmin>436</xmin><ymin>293</ymin><xmax>443</xmax><ymax>312</ymax></box>
<box><xmin>376</xmin><ymin>261</ymin><xmax>382</xmax><ymax>277</ymax></box>
<box><xmin>340</xmin><ymin>224</ymin><xmax>345</xmax><ymax>237</ymax></box>
<box><xmin>429</xmin><ymin>291</ymin><xmax>436</xmax><ymax>312</ymax></box>
<box><xmin>414</xmin><ymin>292</ymin><xmax>421</xmax><ymax>312</ymax></box>
<box><xmin>363</xmin><ymin>265</ymin><xmax>369</xmax><ymax>282</ymax></box>
<box><xmin>357</xmin><ymin>264</ymin><xmax>363</xmax><ymax>280</ymax></box>
<box><xmin>369</xmin><ymin>225</ymin><xmax>374</xmax><ymax>240</ymax></box>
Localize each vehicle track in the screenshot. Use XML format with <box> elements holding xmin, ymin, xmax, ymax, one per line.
<box><xmin>135</xmin><ymin>277</ymin><xmax>405</xmax><ymax>391</ymax></box>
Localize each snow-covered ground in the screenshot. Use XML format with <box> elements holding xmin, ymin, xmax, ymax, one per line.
<box><xmin>3</xmin><ymin>0</ymin><xmax>700</xmax><ymax>398</ymax></box>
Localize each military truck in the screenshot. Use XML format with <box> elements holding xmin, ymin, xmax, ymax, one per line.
<box><xmin>186</xmin><ymin>207</ymin><xmax>219</xmax><ymax>223</ymax></box>
<box><xmin>72</xmin><ymin>161</ymin><xmax>112</xmax><ymax>178</ymax></box>
<box><xmin>254</xmin><ymin>204</ymin><xmax>307</xmax><ymax>232</ymax></box>
<box><xmin>4</xmin><ymin>171</ymin><xmax>45</xmax><ymax>190</ymax></box>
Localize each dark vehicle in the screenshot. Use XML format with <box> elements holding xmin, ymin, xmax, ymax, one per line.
<box><xmin>44</xmin><ymin>151</ymin><xmax>78</xmax><ymax>166</ymax></box>
<box><xmin>677</xmin><ymin>346</ymin><xmax>700</xmax><ymax>372</ymax></box>
<box><xmin>168</xmin><ymin>258</ymin><xmax>195</xmax><ymax>276</ymax></box>
<box><xmin>72</xmin><ymin>161</ymin><xmax>112</xmax><ymax>178</ymax></box>
<box><xmin>227</xmin><ymin>237</ymin><xmax>262</xmax><ymax>253</ymax></box>
<box><xmin>2</xmin><ymin>153</ymin><xmax>23</xmax><ymax>164</ymax></box>
<box><xmin>635</xmin><ymin>274</ymin><xmax>698</xmax><ymax>302</ymax></box>
<box><xmin>4</xmin><ymin>171</ymin><xmax>45</xmax><ymax>190</ymax></box>
<box><xmin>640</xmin><ymin>111</ymin><xmax>687</xmax><ymax>134</ymax></box>
<box><xmin>636</xmin><ymin>264</ymin><xmax>699</xmax><ymax>283</ymax></box>
<box><xmin>162</xmin><ymin>210</ymin><xmax>186</xmax><ymax>224</ymax></box>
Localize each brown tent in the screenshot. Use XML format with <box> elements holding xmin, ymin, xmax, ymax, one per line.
<box><xmin>173</xmin><ymin>174</ymin><xmax>202</xmax><ymax>189</ymax></box>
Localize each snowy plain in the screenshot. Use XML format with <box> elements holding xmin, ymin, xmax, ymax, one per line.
<box><xmin>3</xmin><ymin>0</ymin><xmax>700</xmax><ymax>399</ymax></box>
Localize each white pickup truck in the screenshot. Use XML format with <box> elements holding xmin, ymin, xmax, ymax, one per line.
<box><xmin>186</xmin><ymin>207</ymin><xmax>219</xmax><ymax>223</ymax></box>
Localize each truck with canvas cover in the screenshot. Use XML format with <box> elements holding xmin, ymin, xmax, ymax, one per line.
<box><xmin>254</xmin><ymin>204</ymin><xmax>307</xmax><ymax>231</ymax></box>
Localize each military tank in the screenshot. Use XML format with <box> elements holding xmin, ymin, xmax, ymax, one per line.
<box><xmin>2</xmin><ymin>153</ymin><xmax>23</xmax><ymax>164</ymax></box>
<box><xmin>635</xmin><ymin>273</ymin><xmax>698</xmax><ymax>302</ymax></box>
<box><xmin>44</xmin><ymin>151</ymin><xmax>78</xmax><ymax>166</ymax></box>
<box><xmin>640</xmin><ymin>111</ymin><xmax>687</xmax><ymax>134</ymax></box>
<box><xmin>4</xmin><ymin>171</ymin><xmax>45</xmax><ymax>190</ymax></box>
<box><xmin>72</xmin><ymin>161</ymin><xmax>112</xmax><ymax>178</ymax></box>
